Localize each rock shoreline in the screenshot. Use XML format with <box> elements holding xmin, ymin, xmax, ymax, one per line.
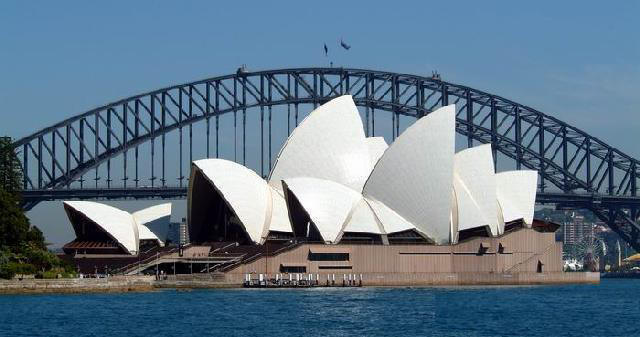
<box><xmin>0</xmin><ymin>276</ymin><xmax>157</xmax><ymax>295</ymax></box>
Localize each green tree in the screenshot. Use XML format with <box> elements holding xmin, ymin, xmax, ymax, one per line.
<box><xmin>23</xmin><ymin>246</ymin><xmax>58</xmax><ymax>271</ymax></box>
<box><xmin>0</xmin><ymin>188</ymin><xmax>30</xmax><ymax>250</ymax></box>
<box><xmin>0</xmin><ymin>137</ymin><xmax>22</xmax><ymax>196</ymax></box>
<box><xmin>0</xmin><ymin>136</ymin><xmax>62</xmax><ymax>279</ymax></box>
<box><xmin>26</xmin><ymin>226</ymin><xmax>46</xmax><ymax>250</ymax></box>
<box><xmin>0</xmin><ymin>136</ymin><xmax>35</xmax><ymax>251</ymax></box>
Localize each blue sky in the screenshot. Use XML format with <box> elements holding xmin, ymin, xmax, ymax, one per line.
<box><xmin>1</xmin><ymin>1</ymin><xmax>638</xmax><ymax>246</ymax></box>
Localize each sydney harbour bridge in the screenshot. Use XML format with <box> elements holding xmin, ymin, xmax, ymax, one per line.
<box><xmin>10</xmin><ymin>68</ymin><xmax>640</xmax><ymax>250</ymax></box>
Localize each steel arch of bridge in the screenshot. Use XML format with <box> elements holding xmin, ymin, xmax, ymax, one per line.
<box><xmin>11</xmin><ymin>67</ymin><xmax>640</xmax><ymax>250</ymax></box>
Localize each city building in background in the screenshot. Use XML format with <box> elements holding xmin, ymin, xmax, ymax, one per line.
<box><xmin>563</xmin><ymin>212</ymin><xmax>595</xmax><ymax>246</ymax></box>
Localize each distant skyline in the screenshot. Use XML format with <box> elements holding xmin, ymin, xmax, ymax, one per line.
<box><xmin>1</xmin><ymin>1</ymin><xmax>638</xmax><ymax>246</ymax></box>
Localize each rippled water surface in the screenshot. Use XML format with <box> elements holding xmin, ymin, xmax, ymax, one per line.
<box><xmin>1</xmin><ymin>279</ymin><xmax>639</xmax><ymax>337</ymax></box>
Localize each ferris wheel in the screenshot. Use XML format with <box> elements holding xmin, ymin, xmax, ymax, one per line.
<box><xmin>574</xmin><ymin>234</ymin><xmax>607</xmax><ymax>271</ymax></box>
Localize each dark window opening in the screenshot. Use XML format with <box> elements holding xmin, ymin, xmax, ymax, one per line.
<box><xmin>458</xmin><ymin>226</ymin><xmax>491</xmax><ymax>242</ymax></box>
<box><xmin>280</xmin><ymin>265</ymin><xmax>306</xmax><ymax>273</ymax></box>
<box><xmin>265</xmin><ymin>231</ymin><xmax>294</xmax><ymax>242</ymax></box>
<box><xmin>504</xmin><ymin>220</ymin><xmax>524</xmax><ymax>233</ymax></box>
<box><xmin>388</xmin><ymin>230</ymin><xmax>431</xmax><ymax>244</ymax></box>
<box><xmin>339</xmin><ymin>232</ymin><xmax>383</xmax><ymax>244</ymax></box>
<box><xmin>318</xmin><ymin>265</ymin><xmax>352</xmax><ymax>270</ymax></box>
<box><xmin>537</xmin><ymin>260</ymin><xmax>543</xmax><ymax>273</ymax></box>
<box><xmin>532</xmin><ymin>219</ymin><xmax>561</xmax><ymax>233</ymax></box>
<box><xmin>308</xmin><ymin>252</ymin><xmax>349</xmax><ymax>261</ymax></box>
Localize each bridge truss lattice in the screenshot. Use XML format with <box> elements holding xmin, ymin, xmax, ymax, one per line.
<box><xmin>12</xmin><ymin>68</ymin><xmax>640</xmax><ymax>250</ymax></box>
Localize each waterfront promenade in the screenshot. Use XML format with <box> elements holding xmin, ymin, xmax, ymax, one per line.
<box><xmin>0</xmin><ymin>271</ymin><xmax>599</xmax><ymax>295</ymax></box>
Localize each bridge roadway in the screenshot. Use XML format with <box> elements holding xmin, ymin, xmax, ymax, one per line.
<box><xmin>11</xmin><ymin>67</ymin><xmax>640</xmax><ymax>250</ymax></box>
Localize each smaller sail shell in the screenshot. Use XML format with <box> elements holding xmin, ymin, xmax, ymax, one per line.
<box><xmin>343</xmin><ymin>198</ymin><xmax>385</xmax><ymax>234</ymax></box>
<box><xmin>496</xmin><ymin>170</ymin><xmax>538</xmax><ymax>226</ymax></box>
<box><xmin>268</xmin><ymin>188</ymin><xmax>294</xmax><ymax>234</ymax></box>
<box><xmin>365</xmin><ymin>198</ymin><xmax>416</xmax><ymax>234</ymax></box>
<box><xmin>133</xmin><ymin>203</ymin><xmax>172</xmax><ymax>246</ymax></box>
<box><xmin>283</xmin><ymin>177</ymin><xmax>362</xmax><ymax>243</ymax></box>
<box><xmin>453</xmin><ymin>144</ymin><xmax>498</xmax><ymax>236</ymax></box>
<box><xmin>63</xmin><ymin>201</ymin><xmax>139</xmax><ymax>255</ymax></box>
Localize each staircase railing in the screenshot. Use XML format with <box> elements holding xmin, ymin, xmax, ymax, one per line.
<box><xmin>505</xmin><ymin>242</ymin><xmax>556</xmax><ymax>273</ymax></box>
<box><xmin>114</xmin><ymin>247</ymin><xmax>179</xmax><ymax>275</ymax></box>
<box><xmin>218</xmin><ymin>242</ymin><xmax>301</xmax><ymax>273</ymax></box>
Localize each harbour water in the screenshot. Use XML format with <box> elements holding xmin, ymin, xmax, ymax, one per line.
<box><xmin>0</xmin><ymin>279</ymin><xmax>638</xmax><ymax>337</ymax></box>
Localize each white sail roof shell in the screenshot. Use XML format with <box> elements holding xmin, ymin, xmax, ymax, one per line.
<box><xmin>268</xmin><ymin>188</ymin><xmax>294</xmax><ymax>233</ymax></box>
<box><xmin>363</xmin><ymin>105</ymin><xmax>456</xmax><ymax>244</ymax></box>
<box><xmin>450</xmin><ymin>192</ymin><xmax>459</xmax><ymax>244</ymax></box>
<box><xmin>496</xmin><ymin>200</ymin><xmax>506</xmax><ymax>235</ymax></box>
<box><xmin>283</xmin><ymin>177</ymin><xmax>362</xmax><ymax>243</ymax></box>
<box><xmin>191</xmin><ymin>159</ymin><xmax>270</xmax><ymax>244</ymax></box>
<box><xmin>136</xmin><ymin>224</ymin><xmax>166</xmax><ymax>246</ymax></box>
<box><xmin>452</xmin><ymin>179</ymin><xmax>486</xmax><ymax>232</ymax></box>
<box><xmin>63</xmin><ymin>201</ymin><xmax>139</xmax><ymax>255</ymax></box>
<box><xmin>269</xmin><ymin>95</ymin><xmax>372</xmax><ymax>192</ymax></box>
<box><xmin>365</xmin><ymin>198</ymin><xmax>416</xmax><ymax>234</ymax></box>
<box><xmin>496</xmin><ymin>170</ymin><xmax>538</xmax><ymax>226</ymax></box>
<box><xmin>343</xmin><ymin>198</ymin><xmax>384</xmax><ymax>234</ymax></box>
<box><xmin>132</xmin><ymin>203</ymin><xmax>172</xmax><ymax>246</ymax></box>
<box><xmin>453</xmin><ymin>144</ymin><xmax>498</xmax><ymax>236</ymax></box>
<box><xmin>191</xmin><ymin>159</ymin><xmax>293</xmax><ymax>243</ymax></box>
<box><xmin>365</xmin><ymin>137</ymin><xmax>388</xmax><ymax>168</ymax></box>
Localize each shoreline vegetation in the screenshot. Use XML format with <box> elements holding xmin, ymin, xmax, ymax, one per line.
<box><xmin>0</xmin><ymin>137</ymin><xmax>76</xmax><ymax>281</ymax></box>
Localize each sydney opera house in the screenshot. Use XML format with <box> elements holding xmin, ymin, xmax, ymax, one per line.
<box><xmin>60</xmin><ymin>96</ymin><xmax>596</xmax><ymax>285</ymax></box>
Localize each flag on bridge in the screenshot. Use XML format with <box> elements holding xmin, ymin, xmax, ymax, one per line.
<box><xmin>340</xmin><ymin>38</ymin><xmax>351</xmax><ymax>50</ymax></box>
